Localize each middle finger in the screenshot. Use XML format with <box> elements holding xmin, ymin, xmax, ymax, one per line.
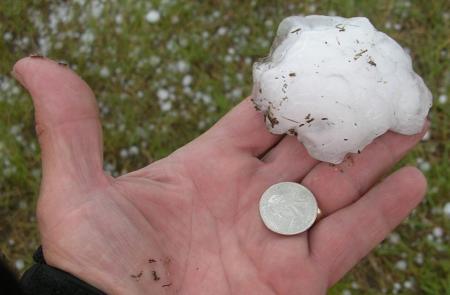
<box><xmin>302</xmin><ymin>123</ymin><xmax>428</xmax><ymax>216</ymax></box>
<box><xmin>257</xmin><ymin>123</ymin><xmax>427</xmax><ymax>216</ymax></box>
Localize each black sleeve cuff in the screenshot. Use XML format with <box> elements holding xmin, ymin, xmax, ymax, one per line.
<box><xmin>20</xmin><ymin>246</ymin><xmax>106</xmax><ymax>295</ymax></box>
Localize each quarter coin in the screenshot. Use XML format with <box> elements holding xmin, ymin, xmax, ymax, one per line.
<box><xmin>259</xmin><ymin>182</ymin><xmax>318</xmax><ymax>235</ymax></box>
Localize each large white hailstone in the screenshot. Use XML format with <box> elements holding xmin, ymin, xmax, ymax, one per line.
<box><xmin>252</xmin><ymin>15</ymin><xmax>432</xmax><ymax>164</ymax></box>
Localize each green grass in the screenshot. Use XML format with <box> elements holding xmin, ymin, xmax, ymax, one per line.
<box><xmin>0</xmin><ymin>0</ymin><xmax>449</xmax><ymax>293</ymax></box>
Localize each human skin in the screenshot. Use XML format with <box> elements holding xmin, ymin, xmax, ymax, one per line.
<box><xmin>12</xmin><ymin>57</ymin><xmax>427</xmax><ymax>295</ymax></box>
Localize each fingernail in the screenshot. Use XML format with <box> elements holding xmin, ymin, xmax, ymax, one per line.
<box><xmin>57</xmin><ymin>60</ymin><xmax>69</xmax><ymax>67</ymax></box>
<box><xmin>29</xmin><ymin>53</ymin><xmax>44</xmax><ymax>58</ymax></box>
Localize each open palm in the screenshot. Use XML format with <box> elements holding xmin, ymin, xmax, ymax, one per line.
<box><xmin>13</xmin><ymin>58</ymin><xmax>427</xmax><ymax>295</ymax></box>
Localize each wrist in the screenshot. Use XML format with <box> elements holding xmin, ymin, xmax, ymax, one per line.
<box><xmin>21</xmin><ymin>246</ymin><xmax>106</xmax><ymax>295</ymax></box>
<box><xmin>41</xmin><ymin>246</ymin><xmax>171</xmax><ymax>295</ymax></box>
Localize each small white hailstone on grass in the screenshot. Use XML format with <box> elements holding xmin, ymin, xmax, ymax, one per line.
<box><xmin>264</xmin><ymin>19</ymin><xmax>274</xmax><ymax>27</ymax></box>
<box><xmin>432</xmin><ymin>226</ymin><xmax>444</xmax><ymax>238</ymax></box>
<box><xmin>149</xmin><ymin>55</ymin><xmax>161</xmax><ymax>66</ymax></box>
<box><xmin>0</xmin><ymin>77</ymin><xmax>11</xmax><ymax>91</ymax></box>
<box><xmin>231</xmin><ymin>88</ymin><xmax>243</xmax><ymax>99</ymax></box>
<box><xmin>389</xmin><ymin>232</ymin><xmax>401</xmax><ymax>244</ymax></box>
<box><xmin>4</xmin><ymin>166</ymin><xmax>17</xmax><ymax>176</ymax></box>
<box><xmin>8</xmin><ymin>239</ymin><xmax>15</xmax><ymax>246</ymax></box>
<box><xmin>81</xmin><ymin>30</ymin><xmax>94</xmax><ymax>43</ymax></box>
<box><xmin>54</xmin><ymin>41</ymin><xmax>63</xmax><ymax>49</ymax></box>
<box><xmin>19</xmin><ymin>200</ymin><xmax>27</xmax><ymax>209</ymax></box>
<box><xmin>15</xmin><ymin>259</ymin><xmax>24</xmax><ymax>270</ymax></box>
<box><xmin>419</xmin><ymin>161</ymin><xmax>431</xmax><ymax>172</ymax></box>
<box><xmin>104</xmin><ymin>163</ymin><xmax>115</xmax><ymax>174</ymax></box>
<box><xmin>129</xmin><ymin>146</ymin><xmax>139</xmax><ymax>155</ymax></box>
<box><xmin>429</xmin><ymin>186</ymin><xmax>438</xmax><ymax>194</ymax></box>
<box><xmin>224</xmin><ymin>55</ymin><xmax>233</xmax><ymax>63</ymax></box>
<box><xmin>212</xmin><ymin>11</ymin><xmax>221</xmax><ymax>19</ymax></box>
<box><xmin>171</xmin><ymin>15</ymin><xmax>179</xmax><ymax>24</ymax></box>
<box><xmin>342</xmin><ymin>290</ymin><xmax>351</xmax><ymax>295</ymax></box>
<box><xmin>393</xmin><ymin>282</ymin><xmax>402</xmax><ymax>292</ymax></box>
<box><xmin>120</xmin><ymin>149</ymin><xmax>128</xmax><ymax>158</ymax></box>
<box><xmin>3</xmin><ymin>32</ymin><xmax>12</xmax><ymax>41</ymax></box>
<box><xmin>438</xmin><ymin>94</ymin><xmax>448</xmax><ymax>104</ymax></box>
<box><xmin>182</xmin><ymin>75</ymin><xmax>193</xmax><ymax>86</ymax></box>
<box><xmin>31</xmin><ymin>168</ymin><xmax>41</xmax><ymax>178</ymax></box>
<box><xmin>38</xmin><ymin>36</ymin><xmax>51</xmax><ymax>55</ymax></box>
<box><xmin>308</xmin><ymin>4</ymin><xmax>317</xmax><ymax>13</ymax></box>
<box><xmin>179</xmin><ymin>37</ymin><xmax>188</xmax><ymax>47</ymax></box>
<box><xmin>157</xmin><ymin>88</ymin><xmax>169</xmax><ymax>100</ymax></box>
<box><xmin>443</xmin><ymin>202</ymin><xmax>450</xmax><ymax>217</ymax></box>
<box><xmin>99</xmin><ymin>67</ymin><xmax>110</xmax><ymax>78</ymax></box>
<box><xmin>241</xmin><ymin>26</ymin><xmax>251</xmax><ymax>35</ymax></box>
<box><xmin>176</xmin><ymin>60</ymin><xmax>190</xmax><ymax>73</ymax></box>
<box><xmin>404</xmin><ymin>280</ymin><xmax>414</xmax><ymax>289</ymax></box>
<box><xmin>202</xmin><ymin>93</ymin><xmax>212</xmax><ymax>104</ymax></box>
<box><xmin>18</xmin><ymin>36</ymin><xmax>30</xmax><ymax>47</ymax></box>
<box><xmin>197</xmin><ymin>120</ymin><xmax>207</xmax><ymax>129</ymax></box>
<box><xmin>444</xmin><ymin>12</ymin><xmax>450</xmax><ymax>20</ymax></box>
<box><xmin>145</xmin><ymin>10</ymin><xmax>161</xmax><ymax>24</ymax></box>
<box><xmin>10</xmin><ymin>125</ymin><xmax>22</xmax><ymax>135</ymax></box>
<box><xmin>208</xmin><ymin>104</ymin><xmax>217</xmax><ymax>113</ymax></box>
<box><xmin>183</xmin><ymin>86</ymin><xmax>193</xmax><ymax>95</ymax></box>
<box><xmin>160</xmin><ymin>100</ymin><xmax>172</xmax><ymax>111</ymax></box>
<box><xmin>91</xmin><ymin>0</ymin><xmax>103</xmax><ymax>18</ymax></box>
<box><xmin>395</xmin><ymin>260</ymin><xmax>407</xmax><ymax>271</ymax></box>
<box><xmin>11</xmin><ymin>85</ymin><xmax>19</xmax><ymax>95</ymax></box>
<box><xmin>115</xmin><ymin>14</ymin><xmax>123</xmax><ymax>24</ymax></box>
<box><xmin>252</xmin><ymin>15</ymin><xmax>432</xmax><ymax>163</ymax></box>
<box><xmin>414</xmin><ymin>252</ymin><xmax>424</xmax><ymax>265</ymax></box>
<box><xmin>217</xmin><ymin>26</ymin><xmax>228</xmax><ymax>36</ymax></box>
<box><xmin>166</xmin><ymin>39</ymin><xmax>176</xmax><ymax>52</ymax></box>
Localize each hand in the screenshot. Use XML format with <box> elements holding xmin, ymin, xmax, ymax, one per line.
<box><xmin>12</xmin><ymin>57</ymin><xmax>427</xmax><ymax>295</ymax></box>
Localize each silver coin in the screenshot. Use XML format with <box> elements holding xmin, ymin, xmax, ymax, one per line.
<box><xmin>259</xmin><ymin>182</ymin><xmax>318</xmax><ymax>235</ymax></box>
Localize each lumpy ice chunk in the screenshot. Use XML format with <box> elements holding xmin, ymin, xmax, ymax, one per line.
<box><xmin>252</xmin><ymin>15</ymin><xmax>432</xmax><ymax>164</ymax></box>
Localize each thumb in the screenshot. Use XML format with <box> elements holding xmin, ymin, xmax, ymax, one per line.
<box><xmin>12</xmin><ymin>57</ymin><xmax>108</xmax><ymax>197</ymax></box>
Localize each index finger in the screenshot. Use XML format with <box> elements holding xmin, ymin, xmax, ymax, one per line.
<box><xmin>198</xmin><ymin>97</ymin><xmax>281</xmax><ymax>156</ymax></box>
